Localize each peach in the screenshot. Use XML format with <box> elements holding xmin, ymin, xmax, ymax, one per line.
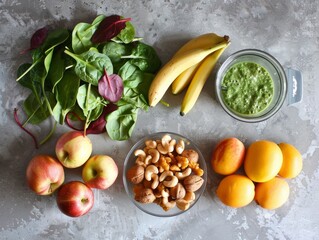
<box><xmin>211</xmin><ymin>138</ymin><xmax>245</xmax><ymax>175</ymax></box>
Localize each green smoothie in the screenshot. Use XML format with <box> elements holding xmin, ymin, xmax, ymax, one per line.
<box><xmin>221</xmin><ymin>62</ymin><xmax>274</xmax><ymax>115</ymax></box>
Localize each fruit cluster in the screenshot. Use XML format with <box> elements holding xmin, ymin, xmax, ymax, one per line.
<box><xmin>148</xmin><ymin>33</ymin><xmax>231</xmax><ymax>115</ymax></box>
<box><xmin>26</xmin><ymin>131</ymin><xmax>118</xmax><ymax>217</ymax></box>
<box><xmin>211</xmin><ymin>138</ymin><xmax>303</xmax><ymax>210</ymax></box>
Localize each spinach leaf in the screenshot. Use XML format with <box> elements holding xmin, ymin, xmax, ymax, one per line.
<box><xmin>42</xmin><ymin>28</ymin><xmax>70</xmax><ymax>54</ymax></box>
<box><xmin>135</xmin><ymin>72</ymin><xmax>154</xmax><ymax>100</ymax></box>
<box><xmin>31</xmin><ymin>47</ymin><xmax>44</xmax><ymax>62</ymax></box>
<box><xmin>47</xmin><ymin>48</ymin><xmax>65</xmax><ymax>91</ymax></box>
<box><xmin>72</xmin><ymin>15</ymin><xmax>105</xmax><ymax>54</ymax></box>
<box><xmin>17</xmin><ymin>63</ymin><xmax>41</xmax><ymax>100</ymax></box>
<box><xmin>118</xmin><ymin>61</ymin><xmax>137</xmax><ymax>80</ymax></box>
<box><xmin>102</xmin><ymin>41</ymin><xmax>131</xmax><ymax>63</ymax></box>
<box><xmin>122</xmin><ymin>42</ymin><xmax>161</xmax><ymax>73</ymax></box>
<box><xmin>23</xmin><ymin>91</ymin><xmax>56</xmax><ymax>124</ymax></box>
<box><xmin>119</xmin><ymin>62</ymin><xmax>153</xmax><ymax>90</ymax></box>
<box><xmin>115</xmin><ymin>21</ymin><xmax>135</xmax><ymax>44</ymax></box>
<box><xmin>77</xmin><ymin>84</ymin><xmax>105</xmax><ymax>117</ymax></box>
<box><xmin>54</xmin><ymin>70</ymin><xmax>80</xmax><ymax>123</ymax></box>
<box><xmin>122</xmin><ymin>66</ymin><xmax>145</xmax><ymax>88</ymax></box>
<box><xmin>52</xmin><ymin>101</ymin><xmax>63</xmax><ymax>124</ymax></box>
<box><xmin>65</xmin><ymin>48</ymin><xmax>113</xmax><ymax>85</ymax></box>
<box><xmin>106</xmin><ymin>104</ymin><xmax>138</xmax><ymax>140</ymax></box>
<box><xmin>119</xmin><ymin>88</ymin><xmax>148</xmax><ymax>111</ymax></box>
<box><xmin>17</xmin><ymin>29</ymin><xmax>69</xmax><ymax>83</ymax></box>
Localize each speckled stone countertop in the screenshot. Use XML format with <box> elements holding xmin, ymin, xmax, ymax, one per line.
<box><xmin>1</xmin><ymin>1</ymin><xmax>319</xmax><ymax>239</ymax></box>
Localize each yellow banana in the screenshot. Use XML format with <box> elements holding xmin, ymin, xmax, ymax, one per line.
<box><xmin>148</xmin><ymin>40</ymin><xmax>229</xmax><ymax>107</ymax></box>
<box><xmin>173</xmin><ymin>33</ymin><xmax>226</xmax><ymax>57</ymax></box>
<box><xmin>171</xmin><ymin>63</ymin><xmax>200</xmax><ymax>94</ymax></box>
<box><xmin>180</xmin><ymin>42</ymin><xmax>231</xmax><ymax>116</ymax></box>
<box><xmin>171</xmin><ymin>33</ymin><xmax>228</xmax><ymax>94</ymax></box>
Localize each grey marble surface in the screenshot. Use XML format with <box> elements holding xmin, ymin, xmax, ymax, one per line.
<box><xmin>1</xmin><ymin>0</ymin><xmax>319</xmax><ymax>239</ymax></box>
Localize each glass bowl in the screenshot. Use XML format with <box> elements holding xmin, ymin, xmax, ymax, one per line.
<box><xmin>123</xmin><ymin>132</ymin><xmax>207</xmax><ymax>217</ymax></box>
<box><xmin>215</xmin><ymin>49</ymin><xmax>287</xmax><ymax>122</ymax></box>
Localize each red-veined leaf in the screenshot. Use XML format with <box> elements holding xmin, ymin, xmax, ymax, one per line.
<box><xmin>91</xmin><ymin>15</ymin><xmax>131</xmax><ymax>44</ymax></box>
<box><xmin>98</xmin><ymin>69</ymin><xmax>123</xmax><ymax>103</ymax></box>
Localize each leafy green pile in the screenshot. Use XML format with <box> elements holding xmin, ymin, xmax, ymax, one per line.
<box><xmin>15</xmin><ymin>14</ymin><xmax>161</xmax><ymax>145</ymax></box>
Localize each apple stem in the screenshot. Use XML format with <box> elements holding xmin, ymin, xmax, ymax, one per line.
<box><xmin>81</xmin><ymin>198</ymin><xmax>89</xmax><ymax>204</ymax></box>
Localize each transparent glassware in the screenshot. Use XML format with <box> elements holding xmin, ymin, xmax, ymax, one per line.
<box><xmin>215</xmin><ymin>49</ymin><xmax>299</xmax><ymax>122</ymax></box>
<box><xmin>123</xmin><ymin>132</ymin><xmax>207</xmax><ymax>217</ymax></box>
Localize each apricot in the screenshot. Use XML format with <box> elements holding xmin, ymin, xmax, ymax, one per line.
<box><xmin>278</xmin><ymin>143</ymin><xmax>303</xmax><ymax>179</ymax></box>
<box><xmin>244</xmin><ymin>140</ymin><xmax>283</xmax><ymax>182</ymax></box>
<box><xmin>211</xmin><ymin>138</ymin><xmax>245</xmax><ymax>175</ymax></box>
<box><xmin>216</xmin><ymin>174</ymin><xmax>255</xmax><ymax>208</ymax></box>
<box><xmin>255</xmin><ymin>177</ymin><xmax>290</xmax><ymax>210</ymax></box>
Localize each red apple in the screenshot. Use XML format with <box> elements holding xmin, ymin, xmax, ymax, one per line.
<box><xmin>56</xmin><ymin>181</ymin><xmax>94</xmax><ymax>217</ymax></box>
<box><xmin>82</xmin><ymin>155</ymin><xmax>118</xmax><ymax>189</ymax></box>
<box><xmin>26</xmin><ymin>155</ymin><xmax>65</xmax><ymax>195</ymax></box>
<box><xmin>55</xmin><ymin>131</ymin><xmax>92</xmax><ymax>168</ymax></box>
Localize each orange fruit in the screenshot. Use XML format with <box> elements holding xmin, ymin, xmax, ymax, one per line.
<box><xmin>278</xmin><ymin>143</ymin><xmax>303</xmax><ymax>178</ymax></box>
<box><xmin>255</xmin><ymin>177</ymin><xmax>290</xmax><ymax>210</ymax></box>
<box><xmin>211</xmin><ymin>138</ymin><xmax>245</xmax><ymax>175</ymax></box>
<box><xmin>244</xmin><ymin>140</ymin><xmax>283</xmax><ymax>182</ymax></box>
<box><xmin>216</xmin><ymin>174</ymin><xmax>255</xmax><ymax>208</ymax></box>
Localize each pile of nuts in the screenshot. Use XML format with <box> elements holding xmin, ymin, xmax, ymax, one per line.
<box><xmin>126</xmin><ymin>134</ymin><xmax>205</xmax><ymax>212</ymax></box>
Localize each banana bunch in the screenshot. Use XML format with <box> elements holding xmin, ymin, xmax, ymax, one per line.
<box><xmin>148</xmin><ymin>33</ymin><xmax>230</xmax><ymax>115</ymax></box>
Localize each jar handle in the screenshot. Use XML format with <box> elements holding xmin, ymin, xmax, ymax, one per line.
<box><xmin>285</xmin><ymin>68</ymin><xmax>302</xmax><ymax>105</ymax></box>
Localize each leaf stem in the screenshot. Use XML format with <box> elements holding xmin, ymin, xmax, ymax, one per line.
<box><xmin>39</xmin><ymin>121</ymin><xmax>57</xmax><ymax>145</ymax></box>
<box><xmin>16</xmin><ymin>57</ymin><xmax>43</xmax><ymax>81</ymax></box>
<box><xmin>22</xmin><ymin>104</ymin><xmax>42</xmax><ymax>127</ymax></box>
<box><xmin>14</xmin><ymin>108</ymin><xmax>39</xmax><ymax>149</ymax></box>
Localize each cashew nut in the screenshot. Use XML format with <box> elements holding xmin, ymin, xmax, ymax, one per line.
<box><xmin>175</xmin><ymin>167</ymin><xmax>192</xmax><ymax>180</ymax></box>
<box><xmin>148</xmin><ymin>148</ymin><xmax>160</xmax><ymax>163</ymax></box>
<box><xmin>159</xmin><ymin>170</ymin><xmax>174</xmax><ymax>182</ymax></box>
<box><xmin>160</xmin><ymin>189</ymin><xmax>176</xmax><ymax>211</ymax></box>
<box><xmin>162</xmin><ymin>200</ymin><xmax>176</xmax><ymax>211</ymax></box>
<box><xmin>175</xmin><ymin>139</ymin><xmax>185</xmax><ymax>154</ymax></box>
<box><xmin>157</xmin><ymin>143</ymin><xmax>168</xmax><ymax>155</ymax></box>
<box><xmin>163</xmin><ymin>175</ymin><xmax>179</xmax><ymax>188</ymax></box>
<box><xmin>145</xmin><ymin>165</ymin><xmax>159</xmax><ymax>181</ymax></box>
<box><xmin>184</xmin><ymin>191</ymin><xmax>196</xmax><ymax>202</ymax></box>
<box><xmin>161</xmin><ymin>134</ymin><xmax>176</xmax><ymax>153</ymax></box>
<box><xmin>144</xmin><ymin>155</ymin><xmax>152</xmax><ymax>166</ymax></box>
<box><xmin>145</xmin><ymin>140</ymin><xmax>157</xmax><ymax>149</ymax></box>
<box><xmin>176</xmin><ymin>199</ymin><xmax>190</xmax><ymax>211</ymax></box>
<box><xmin>167</xmin><ymin>139</ymin><xmax>176</xmax><ymax>153</ymax></box>
<box><xmin>134</xmin><ymin>149</ymin><xmax>146</xmax><ymax>159</ymax></box>
<box><xmin>161</xmin><ymin>134</ymin><xmax>172</xmax><ymax>147</ymax></box>
<box><xmin>144</xmin><ymin>165</ymin><xmax>159</xmax><ymax>189</ymax></box>
<box><xmin>150</xmin><ymin>174</ymin><xmax>159</xmax><ymax>189</ymax></box>
<box><xmin>135</xmin><ymin>159</ymin><xmax>146</xmax><ymax>167</ymax></box>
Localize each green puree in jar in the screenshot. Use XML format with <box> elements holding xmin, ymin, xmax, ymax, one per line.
<box><xmin>221</xmin><ymin>62</ymin><xmax>274</xmax><ymax>115</ymax></box>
